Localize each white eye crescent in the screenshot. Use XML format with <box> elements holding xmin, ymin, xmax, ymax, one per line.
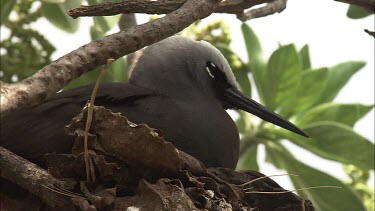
<box><xmin>206</xmin><ymin>62</ymin><xmax>216</xmax><ymax>78</ymax></box>
<box><xmin>206</xmin><ymin>66</ymin><xmax>215</xmax><ymax>78</ymax></box>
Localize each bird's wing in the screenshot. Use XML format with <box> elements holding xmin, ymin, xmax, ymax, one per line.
<box><xmin>0</xmin><ymin>82</ymin><xmax>154</xmax><ymax>165</ymax></box>
<box><xmin>43</xmin><ymin>82</ymin><xmax>154</xmax><ymax>110</ymax></box>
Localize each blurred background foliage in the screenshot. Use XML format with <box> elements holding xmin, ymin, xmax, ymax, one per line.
<box><xmin>1</xmin><ymin>0</ymin><xmax>128</xmax><ymax>87</ymax></box>
<box><xmin>1</xmin><ymin>0</ymin><xmax>374</xmax><ymax>210</ymax></box>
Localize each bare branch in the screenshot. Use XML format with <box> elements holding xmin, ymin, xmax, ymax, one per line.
<box><xmin>68</xmin><ymin>0</ymin><xmax>187</xmax><ymax>18</ymax></box>
<box><xmin>215</xmin><ymin>0</ymin><xmax>274</xmax><ymax>14</ymax></box>
<box><xmin>364</xmin><ymin>29</ymin><xmax>375</xmax><ymax>37</ymax></box>
<box><xmin>237</xmin><ymin>0</ymin><xmax>287</xmax><ymax>21</ymax></box>
<box><xmin>67</xmin><ymin>0</ymin><xmax>274</xmax><ymax>18</ymax></box>
<box><xmin>0</xmin><ymin>0</ymin><xmax>221</xmax><ymax>114</ymax></box>
<box><xmin>0</xmin><ymin>146</ymin><xmax>76</xmax><ymax>209</ymax></box>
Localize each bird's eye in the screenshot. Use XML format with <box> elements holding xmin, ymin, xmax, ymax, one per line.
<box><xmin>205</xmin><ymin>61</ymin><xmax>216</xmax><ymax>78</ymax></box>
<box><xmin>205</xmin><ymin>61</ymin><xmax>228</xmax><ymax>83</ymax></box>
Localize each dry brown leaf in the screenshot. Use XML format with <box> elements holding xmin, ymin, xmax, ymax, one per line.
<box><xmin>65</xmin><ymin>106</ymin><xmax>205</xmax><ymax>175</ymax></box>
<box><xmin>113</xmin><ymin>179</ymin><xmax>198</xmax><ymax>210</ymax></box>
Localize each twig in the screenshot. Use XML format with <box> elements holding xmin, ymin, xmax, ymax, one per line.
<box><xmin>68</xmin><ymin>0</ymin><xmax>187</xmax><ymax>18</ymax></box>
<box><xmin>364</xmin><ymin>29</ymin><xmax>375</xmax><ymax>37</ymax></box>
<box><xmin>84</xmin><ymin>58</ymin><xmax>115</xmax><ymax>182</ymax></box>
<box><xmin>216</xmin><ymin>0</ymin><xmax>274</xmax><ymax>14</ymax></box>
<box><xmin>0</xmin><ymin>146</ymin><xmax>76</xmax><ymax>209</ymax></box>
<box><xmin>0</xmin><ymin>0</ymin><xmax>221</xmax><ymax>114</ymax></box>
<box><xmin>237</xmin><ymin>0</ymin><xmax>288</xmax><ymax>22</ymax></box>
<box><xmin>245</xmin><ymin>185</ymin><xmax>341</xmax><ymax>194</ymax></box>
<box><xmin>239</xmin><ymin>173</ymin><xmax>299</xmax><ymax>187</ymax></box>
<box><xmin>67</xmin><ymin>0</ymin><xmax>274</xmax><ymax>18</ymax></box>
<box><xmin>42</xmin><ymin>185</ymin><xmax>83</xmax><ymax>198</ymax></box>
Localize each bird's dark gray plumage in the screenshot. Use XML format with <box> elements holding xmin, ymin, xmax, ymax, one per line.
<box><xmin>0</xmin><ymin>36</ymin><xmax>307</xmax><ymax>169</ymax></box>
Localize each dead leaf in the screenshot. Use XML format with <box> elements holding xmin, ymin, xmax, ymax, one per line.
<box><xmin>65</xmin><ymin>106</ymin><xmax>205</xmax><ymax>175</ymax></box>
<box><xmin>94</xmin><ymin>186</ymin><xmax>116</xmax><ymax>208</ymax></box>
<box><xmin>113</xmin><ymin>178</ymin><xmax>198</xmax><ymax>210</ymax></box>
<box><xmin>45</xmin><ymin>153</ymin><xmax>86</xmax><ymax>179</ymax></box>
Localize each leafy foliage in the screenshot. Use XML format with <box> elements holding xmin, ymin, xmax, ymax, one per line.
<box><xmin>344</xmin><ymin>165</ymin><xmax>375</xmax><ymax>211</ymax></box>
<box><xmin>236</xmin><ymin>24</ymin><xmax>374</xmax><ymax>211</ymax></box>
<box><xmin>1</xmin><ymin>0</ymin><xmax>55</xmax><ymax>82</ymax></box>
<box><xmin>0</xmin><ymin>0</ymin><xmax>127</xmax><ymax>87</ymax></box>
<box><xmin>346</xmin><ymin>5</ymin><xmax>373</xmax><ymax>19</ymax></box>
<box><xmin>1</xmin><ymin>2</ymin><xmax>373</xmax><ymax>209</ymax></box>
<box><xmin>266</xmin><ymin>143</ymin><xmax>366</xmax><ymax>211</ymax></box>
<box><xmin>41</xmin><ymin>0</ymin><xmax>82</xmax><ymax>33</ymax></box>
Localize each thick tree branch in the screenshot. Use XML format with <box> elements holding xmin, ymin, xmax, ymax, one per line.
<box><xmin>0</xmin><ymin>0</ymin><xmax>221</xmax><ymax>114</ymax></box>
<box><xmin>0</xmin><ymin>146</ymin><xmax>76</xmax><ymax>209</ymax></box>
<box><xmin>237</xmin><ymin>0</ymin><xmax>287</xmax><ymax>21</ymax></box>
<box><xmin>67</xmin><ymin>0</ymin><xmax>274</xmax><ymax>18</ymax></box>
<box><xmin>68</xmin><ymin>0</ymin><xmax>187</xmax><ymax>18</ymax></box>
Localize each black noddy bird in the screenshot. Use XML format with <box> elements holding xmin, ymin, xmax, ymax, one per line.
<box><xmin>0</xmin><ymin>36</ymin><xmax>307</xmax><ymax>169</ymax></box>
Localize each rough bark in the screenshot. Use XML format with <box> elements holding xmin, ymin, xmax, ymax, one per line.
<box><xmin>237</xmin><ymin>0</ymin><xmax>288</xmax><ymax>21</ymax></box>
<box><xmin>0</xmin><ymin>147</ymin><xmax>76</xmax><ymax>210</ymax></box>
<box><xmin>0</xmin><ymin>0</ymin><xmax>221</xmax><ymax>114</ymax></box>
<box><xmin>67</xmin><ymin>0</ymin><xmax>274</xmax><ymax>18</ymax></box>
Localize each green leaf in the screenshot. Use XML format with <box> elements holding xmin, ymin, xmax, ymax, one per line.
<box><xmin>266</xmin><ymin>143</ymin><xmax>366</xmax><ymax>211</ymax></box>
<box><xmin>90</xmin><ymin>25</ymin><xmax>104</xmax><ymax>40</ymax></box>
<box><xmin>315</xmin><ymin>61</ymin><xmax>365</xmax><ymax>105</ymax></box>
<box><xmin>299</xmin><ymin>45</ymin><xmax>311</xmax><ymax>70</ymax></box>
<box><xmin>233</xmin><ymin>64</ymin><xmax>251</xmax><ymax>98</ymax></box>
<box><xmin>293</xmin><ymin>68</ymin><xmax>329</xmax><ymax>113</ymax></box>
<box><xmin>282</xmin><ymin>121</ymin><xmax>374</xmax><ymax>170</ymax></box>
<box><xmin>41</xmin><ymin>0</ymin><xmax>82</xmax><ymax>33</ymax></box>
<box><xmin>265</xmin><ymin>44</ymin><xmax>301</xmax><ymax>115</ymax></box>
<box><xmin>295</xmin><ymin>103</ymin><xmax>374</xmax><ymax>127</ymax></box>
<box><xmin>241</xmin><ymin>24</ymin><xmax>266</xmax><ymax>102</ymax></box>
<box><xmin>88</xmin><ymin>0</ymin><xmax>120</xmax><ymax>34</ymax></box>
<box><xmin>64</xmin><ymin>58</ymin><xmax>128</xmax><ymax>89</ymax></box>
<box><xmin>1</xmin><ymin>0</ymin><xmax>16</xmax><ymax>25</ymax></box>
<box><xmin>43</xmin><ymin>0</ymin><xmax>66</xmax><ymax>3</ymax></box>
<box><xmin>236</xmin><ymin>110</ymin><xmax>256</xmax><ymax>134</ymax></box>
<box><xmin>237</xmin><ymin>143</ymin><xmax>259</xmax><ymax>171</ymax></box>
<box><xmin>92</xmin><ymin>16</ymin><xmax>119</xmax><ymax>34</ymax></box>
<box><xmin>64</xmin><ymin>68</ymin><xmax>112</xmax><ymax>90</ymax></box>
<box><xmin>111</xmin><ymin>57</ymin><xmax>127</xmax><ymax>82</ymax></box>
<box><xmin>347</xmin><ymin>5</ymin><xmax>372</xmax><ymax>19</ymax></box>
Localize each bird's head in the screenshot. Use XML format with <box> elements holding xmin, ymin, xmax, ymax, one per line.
<box><xmin>129</xmin><ymin>36</ymin><xmax>308</xmax><ymax>137</ymax></box>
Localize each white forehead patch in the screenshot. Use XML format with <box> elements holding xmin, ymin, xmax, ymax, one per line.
<box><xmin>198</xmin><ymin>40</ymin><xmax>238</xmax><ymax>88</ymax></box>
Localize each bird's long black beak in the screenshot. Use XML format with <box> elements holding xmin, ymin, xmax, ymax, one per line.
<box><xmin>224</xmin><ymin>87</ymin><xmax>309</xmax><ymax>138</ymax></box>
